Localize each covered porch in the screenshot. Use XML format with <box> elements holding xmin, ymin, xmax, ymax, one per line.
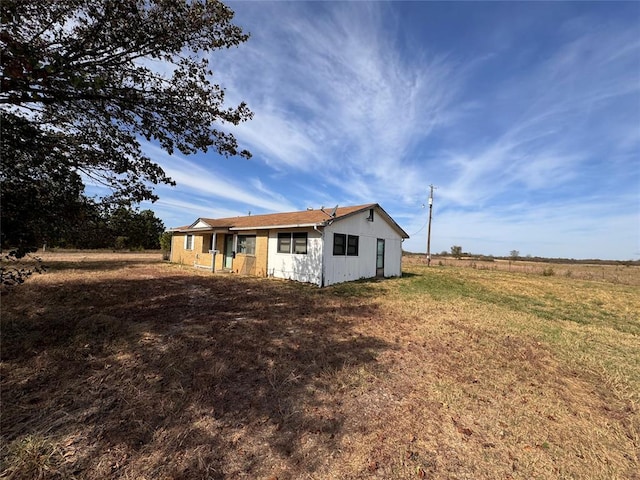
<box><xmin>170</xmin><ymin>228</ymin><xmax>268</xmax><ymax>277</ymax></box>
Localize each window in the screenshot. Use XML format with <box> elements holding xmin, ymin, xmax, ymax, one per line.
<box><xmin>293</xmin><ymin>233</ymin><xmax>307</xmax><ymax>254</ymax></box>
<box><xmin>367</xmin><ymin>208</ymin><xmax>374</xmax><ymax>221</ymax></box>
<box><xmin>277</xmin><ymin>233</ymin><xmax>291</xmax><ymax>253</ymax></box>
<box><xmin>278</xmin><ymin>232</ymin><xmax>307</xmax><ymax>254</ymax></box>
<box><xmin>237</xmin><ymin>235</ymin><xmax>256</xmax><ymax>255</ymax></box>
<box><xmin>333</xmin><ymin>233</ymin><xmax>346</xmax><ymax>255</ymax></box>
<box><xmin>347</xmin><ymin>235</ymin><xmax>359</xmax><ymax>256</ymax></box>
<box><xmin>185</xmin><ymin>234</ymin><xmax>193</xmax><ymax>250</ymax></box>
<box><xmin>376</xmin><ymin>238</ymin><xmax>385</xmax><ymax>270</ymax></box>
<box><xmin>334</xmin><ymin>233</ymin><xmax>359</xmax><ymax>256</ymax></box>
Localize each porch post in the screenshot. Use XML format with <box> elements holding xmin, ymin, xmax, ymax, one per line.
<box><xmin>211</xmin><ymin>232</ymin><xmax>217</xmax><ymax>272</ymax></box>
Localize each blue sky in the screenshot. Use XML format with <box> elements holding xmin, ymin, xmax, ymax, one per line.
<box><xmin>139</xmin><ymin>1</ymin><xmax>639</xmax><ymax>260</ymax></box>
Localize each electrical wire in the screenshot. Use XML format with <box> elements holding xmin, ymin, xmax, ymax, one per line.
<box><xmin>409</xmin><ymin>209</ymin><xmax>430</xmax><ymax>236</ymax></box>
<box><xmin>409</xmin><ymin>219</ymin><xmax>429</xmax><ymax>237</ymax></box>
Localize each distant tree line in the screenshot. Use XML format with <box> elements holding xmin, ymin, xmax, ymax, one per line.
<box><xmin>402</xmin><ymin>249</ymin><xmax>639</xmax><ymax>267</ymax></box>
<box><xmin>1</xmin><ymin>196</ymin><xmax>165</xmax><ymax>251</ymax></box>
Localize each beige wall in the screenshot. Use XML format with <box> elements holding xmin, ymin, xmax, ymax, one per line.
<box><xmin>171</xmin><ymin>233</ymin><xmax>216</xmax><ymax>269</ymax></box>
<box><xmin>171</xmin><ymin>231</ymin><xmax>268</xmax><ymax>276</ymax></box>
<box><xmin>232</xmin><ymin>231</ymin><xmax>268</xmax><ymax>276</ymax></box>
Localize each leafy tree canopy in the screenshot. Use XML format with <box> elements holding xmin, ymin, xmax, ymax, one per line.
<box><xmin>1</xmin><ymin>0</ymin><xmax>252</xmax><ymax>207</ymax></box>
<box><xmin>108</xmin><ymin>207</ymin><xmax>165</xmax><ymax>250</ymax></box>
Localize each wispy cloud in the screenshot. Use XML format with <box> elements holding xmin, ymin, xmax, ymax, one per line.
<box><xmin>139</xmin><ymin>2</ymin><xmax>639</xmax><ymax>259</ymax></box>
<box><xmin>145</xmin><ymin>143</ymin><xmax>297</xmax><ymax>213</ymax></box>
<box><xmin>435</xmin><ymin>18</ymin><xmax>640</xmax><ymax>211</ymax></box>
<box><xmin>218</xmin><ymin>2</ymin><xmax>461</xmax><ymax>200</ymax></box>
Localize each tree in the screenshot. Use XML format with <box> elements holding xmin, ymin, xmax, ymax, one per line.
<box><xmin>1</xmin><ymin>0</ymin><xmax>252</xmax><ymax>249</ymax></box>
<box><xmin>159</xmin><ymin>231</ymin><xmax>172</xmax><ymax>260</ymax></box>
<box><xmin>1</xmin><ymin>114</ymin><xmax>87</xmax><ymax>249</ymax></box>
<box><xmin>451</xmin><ymin>245</ymin><xmax>462</xmax><ymax>258</ymax></box>
<box><xmin>108</xmin><ymin>207</ymin><xmax>164</xmax><ymax>250</ymax></box>
<box><xmin>510</xmin><ymin>250</ymin><xmax>520</xmax><ymax>260</ymax></box>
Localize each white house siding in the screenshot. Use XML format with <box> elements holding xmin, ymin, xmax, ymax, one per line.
<box><xmin>322</xmin><ymin>208</ymin><xmax>404</xmax><ymax>286</ymax></box>
<box><xmin>267</xmin><ymin>228</ymin><xmax>323</xmax><ymax>286</ymax></box>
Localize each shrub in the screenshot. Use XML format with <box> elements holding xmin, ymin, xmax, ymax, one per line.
<box><xmin>114</xmin><ymin>236</ymin><xmax>128</xmax><ymax>250</ymax></box>
<box><xmin>542</xmin><ymin>266</ymin><xmax>555</xmax><ymax>276</ymax></box>
<box><xmin>159</xmin><ymin>232</ymin><xmax>172</xmax><ymax>260</ymax></box>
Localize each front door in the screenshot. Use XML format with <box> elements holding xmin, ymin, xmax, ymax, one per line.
<box><xmin>376</xmin><ymin>238</ymin><xmax>385</xmax><ymax>277</ymax></box>
<box><xmin>224</xmin><ymin>234</ymin><xmax>234</xmax><ymax>269</ymax></box>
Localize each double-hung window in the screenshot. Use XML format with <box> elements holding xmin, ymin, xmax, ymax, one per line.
<box><xmin>333</xmin><ymin>233</ymin><xmax>359</xmax><ymax>256</ymax></box>
<box><xmin>347</xmin><ymin>235</ymin><xmax>359</xmax><ymax>256</ymax></box>
<box><xmin>333</xmin><ymin>233</ymin><xmax>346</xmax><ymax>255</ymax></box>
<box><xmin>293</xmin><ymin>233</ymin><xmax>307</xmax><ymax>254</ymax></box>
<box><xmin>185</xmin><ymin>234</ymin><xmax>194</xmax><ymax>250</ymax></box>
<box><xmin>277</xmin><ymin>233</ymin><xmax>291</xmax><ymax>253</ymax></box>
<box><xmin>278</xmin><ymin>232</ymin><xmax>307</xmax><ymax>254</ymax></box>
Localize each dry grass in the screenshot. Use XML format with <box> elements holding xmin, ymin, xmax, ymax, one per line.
<box><xmin>1</xmin><ymin>252</ymin><xmax>638</xmax><ymax>479</ymax></box>
<box><xmin>405</xmin><ymin>254</ymin><xmax>640</xmax><ymax>286</ymax></box>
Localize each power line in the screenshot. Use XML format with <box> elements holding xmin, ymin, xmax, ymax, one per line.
<box><xmin>409</xmin><ymin>217</ymin><xmax>429</xmax><ymax>237</ymax></box>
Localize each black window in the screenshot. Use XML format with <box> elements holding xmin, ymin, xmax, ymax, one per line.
<box><xmin>347</xmin><ymin>235</ymin><xmax>359</xmax><ymax>256</ymax></box>
<box><xmin>278</xmin><ymin>232</ymin><xmax>307</xmax><ymax>254</ymax></box>
<box><xmin>277</xmin><ymin>233</ymin><xmax>291</xmax><ymax>253</ymax></box>
<box><xmin>293</xmin><ymin>233</ymin><xmax>308</xmax><ymax>254</ymax></box>
<box><xmin>333</xmin><ymin>233</ymin><xmax>346</xmax><ymax>255</ymax></box>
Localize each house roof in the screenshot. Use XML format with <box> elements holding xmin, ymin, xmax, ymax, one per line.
<box><xmin>172</xmin><ymin>203</ymin><xmax>409</xmax><ymax>238</ymax></box>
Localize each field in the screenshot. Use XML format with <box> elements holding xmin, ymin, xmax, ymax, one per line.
<box><xmin>1</xmin><ymin>252</ymin><xmax>639</xmax><ymax>479</ymax></box>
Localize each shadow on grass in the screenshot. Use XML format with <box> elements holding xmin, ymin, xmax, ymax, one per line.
<box><xmin>399</xmin><ymin>271</ymin><xmax>422</xmax><ymax>278</ymax></box>
<box><xmin>38</xmin><ymin>258</ymin><xmax>163</xmax><ymax>273</ymax></box>
<box><xmin>1</xmin><ymin>271</ymin><xmax>391</xmax><ymax>479</ymax></box>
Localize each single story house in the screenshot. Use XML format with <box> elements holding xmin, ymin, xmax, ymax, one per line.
<box><xmin>169</xmin><ymin>203</ymin><xmax>409</xmax><ymax>287</ymax></box>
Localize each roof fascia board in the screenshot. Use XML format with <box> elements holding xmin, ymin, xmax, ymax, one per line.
<box><xmin>230</xmin><ymin>223</ymin><xmax>320</xmax><ymax>231</ymax></box>
<box><xmin>171</xmin><ymin>227</ymin><xmax>230</xmax><ymax>233</ymax></box>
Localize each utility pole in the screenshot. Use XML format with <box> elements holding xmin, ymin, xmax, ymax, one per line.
<box><xmin>426</xmin><ymin>184</ymin><xmax>436</xmax><ymax>266</ymax></box>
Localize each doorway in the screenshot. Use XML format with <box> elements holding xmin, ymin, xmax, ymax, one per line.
<box><xmin>224</xmin><ymin>234</ymin><xmax>234</xmax><ymax>269</ymax></box>
<box><xmin>376</xmin><ymin>238</ymin><xmax>385</xmax><ymax>277</ymax></box>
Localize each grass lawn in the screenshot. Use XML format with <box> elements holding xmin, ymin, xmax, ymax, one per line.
<box><xmin>1</xmin><ymin>252</ymin><xmax>638</xmax><ymax>479</ymax></box>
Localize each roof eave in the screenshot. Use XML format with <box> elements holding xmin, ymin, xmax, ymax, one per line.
<box><xmin>230</xmin><ymin>222</ymin><xmax>321</xmax><ymax>231</ymax></box>
<box><xmin>169</xmin><ymin>226</ymin><xmax>230</xmax><ymax>233</ymax></box>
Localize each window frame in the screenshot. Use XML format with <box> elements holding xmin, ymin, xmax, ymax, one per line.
<box><xmin>347</xmin><ymin>235</ymin><xmax>359</xmax><ymax>256</ymax></box>
<box><xmin>277</xmin><ymin>232</ymin><xmax>292</xmax><ymax>254</ymax></box>
<box><xmin>333</xmin><ymin>233</ymin><xmax>359</xmax><ymax>256</ymax></box>
<box><xmin>278</xmin><ymin>232</ymin><xmax>308</xmax><ymax>254</ymax></box>
<box><xmin>185</xmin><ymin>234</ymin><xmax>194</xmax><ymax>250</ymax></box>
<box><xmin>293</xmin><ymin>232</ymin><xmax>308</xmax><ymax>254</ymax></box>
<box><xmin>237</xmin><ymin>235</ymin><xmax>256</xmax><ymax>255</ymax></box>
<box><xmin>333</xmin><ymin>233</ymin><xmax>346</xmax><ymax>256</ymax></box>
